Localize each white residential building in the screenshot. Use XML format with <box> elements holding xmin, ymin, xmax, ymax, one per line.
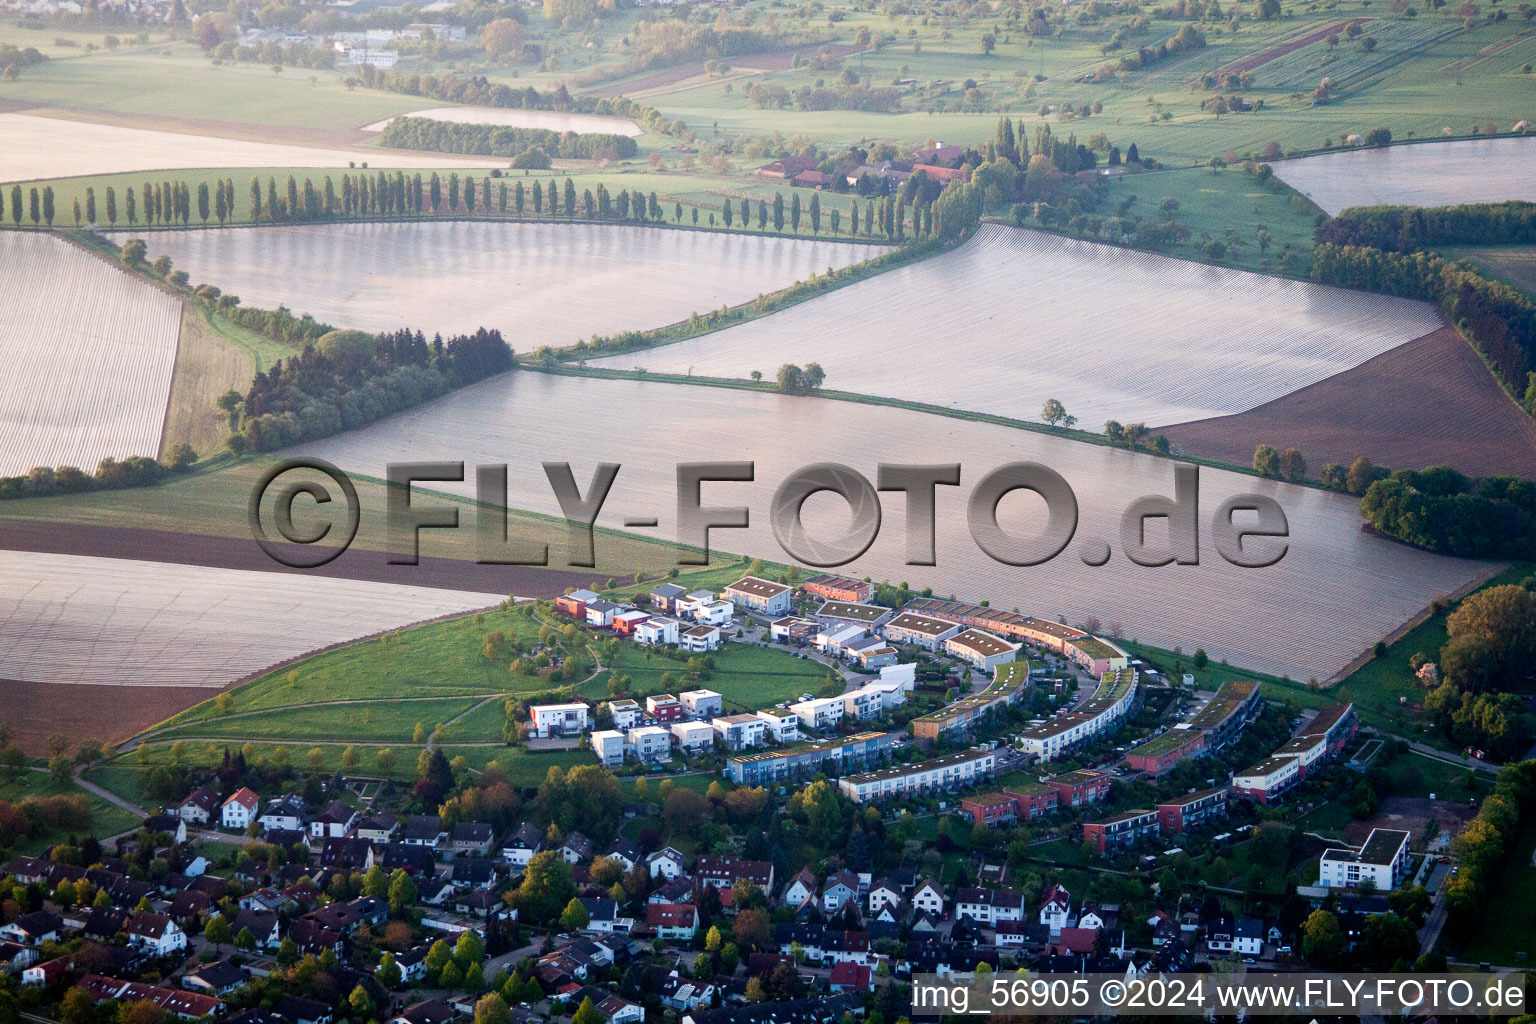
<box><xmin>670</xmin><ymin>720</ymin><xmax>715</xmax><ymax>754</ymax></box>
<box><xmin>694</xmin><ymin>600</ymin><xmax>735</xmax><ymax>626</ymax></box>
<box><xmin>591</xmin><ymin>730</ymin><xmax>626</xmax><ymax>766</ymax></box>
<box><xmin>912</xmin><ymin>879</ymin><xmax>945</xmax><ymax>917</ymax></box>
<box><xmin>529</xmin><ymin>702</ymin><xmax>591</xmax><ymax>738</ymax></box>
<box><xmin>585</xmin><ymin>600</ymin><xmax>621</xmax><ymax>628</ymax></box>
<box><xmin>635</xmin><ymin>617</ymin><xmax>680</xmax><ymax>646</ymax></box>
<box><xmin>1319</xmin><ymin>828</ymin><xmax>1412</xmax><ymax>891</ymax></box>
<box><xmin>221</xmin><ymin>788</ymin><xmax>259</xmax><ymax>830</ymax></box>
<box><xmin>943</xmin><ymin>628</ymin><xmax>1021</xmax><ymax>672</ymax></box>
<box><xmin>681</xmin><ymin>624</ymin><xmax>722</xmax><ymax>652</ymax></box>
<box><xmin>672</xmin><ymin>591</ymin><xmax>716</xmax><ymax>620</ymax></box>
<box><xmin>712</xmin><ymin>714</ymin><xmax>767</xmax><ymax>751</ymax></box>
<box><xmin>842</xmin><ymin>686</ymin><xmax>884</xmax><ymax>720</ymax></box>
<box><xmin>816</xmin><ymin>624</ymin><xmax>867</xmax><ymax>657</ymax></box>
<box><xmin>755</xmin><ymin>708</ymin><xmax>801</xmax><ymax>743</ymax></box>
<box><xmin>790</xmin><ymin>696</ymin><xmax>846</xmax><ymax>731</ymax></box>
<box><xmin>628</xmin><ymin>725</ymin><xmax>672</xmax><ymax>762</ymax></box>
<box><xmin>837</xmin><ymin>749</ymin><xmax>997</xmax><ymax>803</ymax></box>
<box><xmin>680</xmin><ymin>689</ymin><xmax>723</xmax><ymax>719</ymax></box>
<box><xmin>880</xmin><ymin>663</ymin><xmax>917</xmax><ymax>690</ymax></box>
<box><xmin>607</xmin><ymin>699</ymin><xmax>643</xmax><ymax>730</ymax></box>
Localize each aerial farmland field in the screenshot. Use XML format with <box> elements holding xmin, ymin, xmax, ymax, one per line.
<box><xmin>1272</xmin><ymin>136</ymin><xmax>1536</xmax><ymax>215</ymax></box>
<box><xmin>0</xmin><ymin>111</ymin><xmax>504</xmax><ymax>184</ymax></box>
<box><xmin>124</xmin><ymin>221</ymin><xmax>884</xmax><ymax>342</ymax></box>
<box><xmin>1</xmin><ymin>0</ymin><xmax>1534</xmax><ymax>987</ymax></box>
<box><xmin>590</xmin><ymin>224</ymin><xmax>1444</xmax><ymax>426</ymax></box>
<box><xmin>0</xmin><ymin>232</ymin><xmax>182</xmax><ymax>476</ymax></box>
<box><xmin>0</xmin><ymin>549</ymin><xmax>500</xmax><ymax>688</ymax></box>
<box><xmin>297</xmin><ymin>371</ymin><xmax>1491</xmax><ymax>683</ymax></box>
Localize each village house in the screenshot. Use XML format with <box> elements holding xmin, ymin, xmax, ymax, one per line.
<box><xmin>220</xmin><ymin>788</ymin><xmax>259</xmax><ymax>830</ymax></box>
<box><xmin>176</xmin><ymin>787</ymin><xmax>221</xmax><ymax>825</ymax></box>
<box><xmin>646</xmin><ymin>903</ymin><xmax>699</xmax><ymax>941</ymax></box>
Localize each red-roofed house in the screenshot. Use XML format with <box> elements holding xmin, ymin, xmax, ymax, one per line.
<box><xmin>646</xmin><ymin>904</ymin><xmax>698</xmax><ymax>941</ymax></box>
<box><xmin>829</xmin><ymin>962</ymin><xmax>873</xmax><ymax>992</ymax></box>
<box><xmin>1046</xmin><ymin>927</ymin><xmax>1098</xmax><ymax>955</ymax></box>
<box><xmin>220</xmin><ymin>788</ymin><xmax>259</xmax><ymax>830</ymax></box>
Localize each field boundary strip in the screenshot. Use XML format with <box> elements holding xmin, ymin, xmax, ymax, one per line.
<box><xmin>1216</xmin><ymin>18</ymin><xmax>1371</xmax><ymax>75</ymax></box>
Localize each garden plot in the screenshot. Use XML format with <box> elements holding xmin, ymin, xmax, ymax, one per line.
<box><xmin>589</xmin><ymin>224</ymin><xmax>1442</xmax><ymax>426</ymax></box>
<box><xmin>0</xmin><ymin>112</ymin><xmax>501</xmax><ymax>183</ymax></box>
<box><xmin>128</xmin><ymin>222</ymin><xmax>882</xmax><ymax>342</ymax></box>
<box><xmin>0</xmin><ymin>232</ymin><xmax>182</xmax><ymax>476</ymax></box>
<box><xmin>297</xmin><ymin>371</ymin><xmax>1490</xmax><ymax>683</ymax></box>
<box><xmin>0</xmin><ymin>550</ymin><xmax>501</xmax><ymax>688</ymax></box>
<box><xmin>1273</xmin><ymin>136</ymin><xmax>1536</xmax><ymax>215</ymax></box>
<box><xmin>361</xmin><ymin>106</ymin><xmax>644</xmax><ymax>137</ymax></box>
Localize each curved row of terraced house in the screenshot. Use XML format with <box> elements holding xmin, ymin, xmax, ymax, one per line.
<box><xmin>1232</xmin><ymin>702</ymin><xmax>1358</xmax><ymax>804</ymax></box>
<box><xmin>1016</xmin><ymin>668</ymin><xmax>1140</xmax><ymax>762</ymax></box>
<box><xmin>1122</xmin><ymin>680</ymin><xmax>1263</xmax><ymax>776</ymax></box>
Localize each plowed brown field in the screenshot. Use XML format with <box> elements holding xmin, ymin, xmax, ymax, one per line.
<box><xmin>1158</xmin><ymin>327</ymin><xmax>1536</xmax><ymax>479</ymax></box>
<box><xmin>3</xmin><ymin>678</ymin><xmax>207</xmax><ymax>755</ymax></box>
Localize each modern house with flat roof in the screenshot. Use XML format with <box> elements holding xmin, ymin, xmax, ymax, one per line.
<box><xmin>607</xmin><ymin>699</ymin><xmax>643</xmax><ymax>730</ymax></box>
<box><xmin>754</xmin><ymin>708</ymin><xmax>801</xmax><ymax>743</ymax></box>
<box><xmin>712</xmin><ymin>714</ymin><xmax>767</xmax><ymax>751</ymax></box>
<box><xmin>591</xmin><ymin>730</ymin><xmax>626</xmax><ymax>766</ymax></box>
<box><xmin>529</xmin><ymin>703</ymin><xmax>591</xmax><ymax>738</ymax></box>
<box><xmin>770</xmin><ymin>616</ymin><xmax>819</xmax><ymax>645</ymax></box>
<box><xmin>1232</xmin><ymin>755</ymin><xmax>1301</xmax><ymax>803</ymax></box>
<box><xmin>814</xmin><ymin>601</ymin><xmax>894</xmax><ymax>630</ymax></box>
<box><xmin>627</xmin><ymin>725</ymin><xmax>672</xmax><ymax>762</ymax></box>
<box><xmin>790</xmin><ymin>696</ymin><xmax>845</xmax><ymax>731</ymax></box>
<box><xmin>725</xmin><ymin>731</ymin><xmax>895</xmax><ymax>785</ymax></box>
<box><xmin>837</xmin><ymin>748</ymin><xmax>997</xmax><ymax>803</ymax></box>
<box><xmin>556</xmin><ymin>589</ymin><xmax>600</xmax><ymax>619</ymax></box>
<box><xmin>1156</xmin><ymin>787</ymin><xmax>1229</xmax><ymax>834</ymax></box>
<box><xmin>1083</xmin><ymin>808</ymin><xmax>1160</xmax><ymax>853</ymax></box>
<box><xmin>679</xmin><ymin>689</ymin><xmax>723</xmax><ymax>719</ymax></box>
<box><xmin>1320</xmin><ymin>828</ymin><xmax>1412</xmax><ymax>891</ymax></box>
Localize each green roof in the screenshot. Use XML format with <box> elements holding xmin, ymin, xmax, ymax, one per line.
<box><xmin>1073</xmin><ymin>637</ymin><xmax>1125</xmax><ymax>660</ymax></box>
<box><xmin>1128</xmin><ymin>728</ymin><xmax>1202</xmax><ymax>758</ymax></box>
<box><xmin>912</xmin><ymin>660</ymin><xmax>1031</xmax><ymax>725</ymax></box>
<box><xmin>1188</xmin><ymin>679</ymin><xmax>1259</xmax><ymax>729</ymax></box>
